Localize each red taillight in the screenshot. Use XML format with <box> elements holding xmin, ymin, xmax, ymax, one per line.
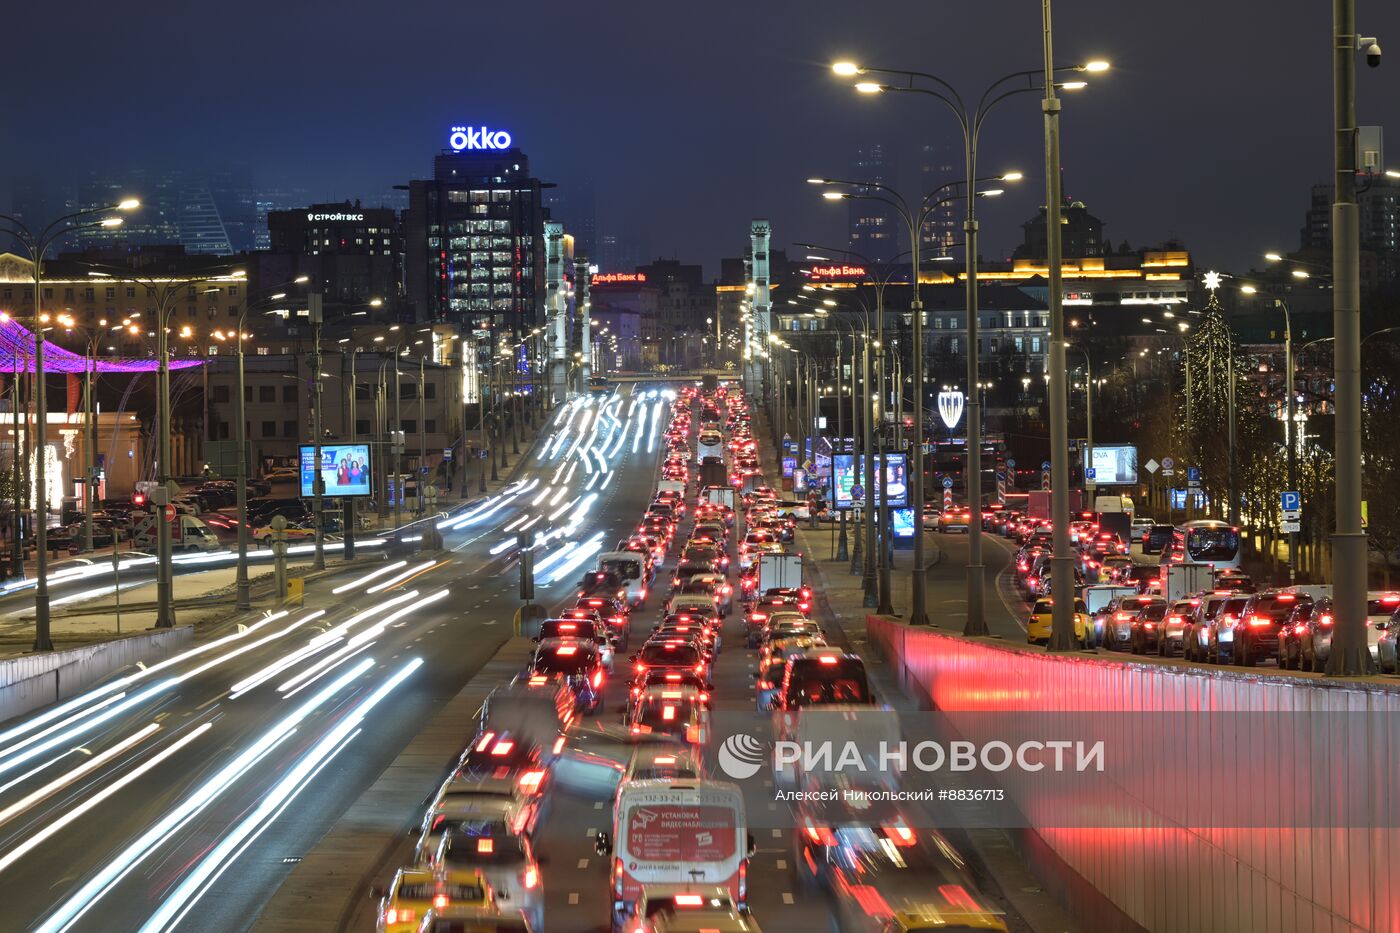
<box><xmin>635</xmin><ymin>662</ymin><xmax>646</xmax><ymax>672</ymax></box>
<box><xmin>613</xmin><ymin>858</ymin><xmax>624</xmax><ymax>897</ymax></box>
<box><xmin>385</xmin><ymin>907</ymin><xmax>414</xmax><ymax>924</ymax></box>
<box><xmin>433</xmin><ymin>894</ymin><xmax>449</xmax><ymax>909</ymax></box>
<box><xmin>592</xmin><ymin>670</ymin><xmax>604</xmax><ymax>689</ymax></box>
<box><xmin>523</xmin><ymin>866</ymin><xmax>539</xmax><ymax>889</ymax></box>
<box><xmin>1319</xmin><ymin>614</ymin><xmax>1334</xmax><ymax>627</ymax></box>
<box><xmin>478</xmin><ymin>838</ymin><xmax>495</xmax><ymax>854</ymax></box>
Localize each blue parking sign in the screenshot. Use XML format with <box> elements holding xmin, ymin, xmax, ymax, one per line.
<box><xmin>1187</xmin><ymin>466</ymin><xmax>1201</xmax><ymax>482</ymax></box>
<box><xmin>1281</xmin><ymin>491</ymin><xmax>1301</xmax><ymax>512</ymax></box>
<box><xmin>1085</xmin><ymin>467</ymin><xmax>1097</xmax><ymax>480</ymax></box>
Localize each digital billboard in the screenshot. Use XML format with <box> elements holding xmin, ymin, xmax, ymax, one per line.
<box><xmin>891</xmin><ymin>507</ymin><xmax>915</xmax><ymax>539</ymax></box>
<box><xmin>1083</xmin><ymin>444</ymin><xmax>1138</xmax><ymax>485</ymax></box>
<box><xmin>300</xmin><ymin>443</ymin><xmax>373</xmax><ymax>498</ymax></box>
<box><xmin>832</xmin><ymin>453</ymin><xmax>908</xmax><ymax>509</ymax></box>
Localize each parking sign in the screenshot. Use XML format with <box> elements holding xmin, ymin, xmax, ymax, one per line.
<box><xmin>1280</xmin><ymin>491</ymin><xmax>1301</xmax><ymax>512</ymax></box>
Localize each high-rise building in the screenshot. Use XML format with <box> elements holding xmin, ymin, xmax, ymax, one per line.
<box><xmin>1302</xmin><ymin>176</ymin><xmax>1400</xmax><ymax>287</ymax></box>
<box><xmin>67</xmin><ymin>167</ymin><xmax>261</xmax><ymax>254</ymax></box>
<box><xmin>254</xmin><ymin>187</ymin><xmax>313</xmax><ymax>250</ymax></box>
<box><xmin>847</xmin><ymin>143</ymin><xmax>901</xmax><ymax>262</ymax></box>
<box><xmin>403</xmin><ymin>130</ymin><xmax>547</xmax><ymax>344</ymax></box>
<box><xmin>260</xmin><ymin>201</ymin><xmax>402</xmax><ymax>315</ymax></box>
<box><xmin>917</xmin><ymin>143</ymin><xmax>959</xmax><ymax>257</ymax></box>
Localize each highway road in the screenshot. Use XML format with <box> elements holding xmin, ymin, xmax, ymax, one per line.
<box><xmin>0</xmin><ymin>384</ymin><xmax>673</xmax><ymax>932</ymax></box>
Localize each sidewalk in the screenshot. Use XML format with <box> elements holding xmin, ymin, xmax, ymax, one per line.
<box><xmin>0</xmin><ymin>415</ymin><xmax>551</xmax><ymax>656</ymax></box>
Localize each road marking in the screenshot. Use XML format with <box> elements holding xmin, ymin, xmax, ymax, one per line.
<box><xmin>782</xmin><ymin>893</ymin><xmax>794</xmax><ymax>905</ymax></box>
<box><xmin>585</xmin><ymin>827</ymin><xmax>595</xmax><ymax>836</ymax></box>
<box><xmin>577</xmin><ymin>858</ymin><xmax>589</xmax><ymax>869</ymax></box>
<box><xmin>770</xmin><ymin>828</ymin><xmax>782</xmax><ymax>838</ymax></box>
<box><xmin>776</xmin><ymin>859</ymin><xmax>787</xmax><ymax>870</ymax></box>
<box><xmin>593</xmin><ymin>801</ymin><xmax>605</xmax><ymax>809</ymax></box>
<box><xmin>767</xmin><ymin>802</ymin><xmax>777</xmax><ymax>810</ymax></box>
<box><xmin>568</xmin><ymin>892</ymin><xmax>579</xmax><ymax>905</ymax></box>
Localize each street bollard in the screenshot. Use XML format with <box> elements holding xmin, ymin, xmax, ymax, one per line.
<box><xmin>271</xmin><ymin>515</ymin><xmax>289</xmax><ymax>599</ymax></box>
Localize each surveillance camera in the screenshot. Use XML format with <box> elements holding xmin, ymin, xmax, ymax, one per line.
<box><xmin>1360</xmin><ymin>36</ymin><xmax>1382</xmax><ymax>67</ymax></box>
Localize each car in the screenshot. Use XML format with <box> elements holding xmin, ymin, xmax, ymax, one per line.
<box><xmin>1128</xmin><ymin>602</ymin><xmax>1170</xmax><ymax>654</ymax></box>
<box><xmin>1185</xmin><ymin>593</ymin><xmax>1251</xmax><ymax>663</ymax></box>
<box><xmin>632</xmin><ymin>638</ymin><xmax>711</xmax><ymax>685</ymax></box>
<box><xmin>252</xmin><ymin>522</ymin><xmax>316</xmax><ymax>543</ymax></box>
<box><xmin>413</xmin><ymin>905</ymin><xmax>535</xmax><ymax>932</ymax></box>
<box><xmin>823</xmin><ymin>827</ymin><xmax>1008</xmax><ymax>933</ymax></box>
<box><xmin>430</xmin><ymin>827</ymin><xmax>544</xmax><ymax>931</ymax></box>
<box><xmin>526</xmin><ymin>639</ymin><xmax>606</xmax><ymax>714</ymax></box>
<box><xmin>633</xmin><ymin>886</ymin><xmax>754</xmax><ymax>933</ymax></box>
<box><xmin>627</xmin><ymin>686</ymin><xmax>709</xmax><ymax>744</ymax></box>
<box><xmin>264</xmin><ymin>468</ymin><xmax>298</xmax><ymax>483</ymax></box>
<box><xmin>1100</xmin><ymin>596</ymin><xmax>1165</xmax><ymax>652</ymax></box>
<box><xmin>535</xmin><ymin>618</ymin><xmax>614</xmax><ymax>670</ymax></box>
<box><xmin>1142</xmin><ymin>523</ymin><xmax>1174</xmax><ymax>554</ymax></box>
<box><xmin>1306</xmin><ymin>591</ymin><xmax>1397</xmax><ymax>670</ymax></box>
<box><xmin>1130</xmin><ymin>517</ymin><xmax>1155</xmax><ymax>543</ymax></box>
<box><xmin>1154</xmin><ymin>597</ymin><xmax>1200</xmax><ymax>657</ymax></box>
<box><xmin>1229</xmin><ymin>591</ymin><xmax>1314</xmax><ymax>666</ymax></box>
<box><xmin>1026</xmin><ymin>598</ymin><xmax>1088</xmax><ymax>647</ymax></box>
<box><xmin>770</xmin><ymin>649</ymin><xmax>872</xmax><ymax>710</ymax></box>
<box><xmin>414</xmin><ymin>776</ymin><xmax>541</xmax><ymax>865</ymax></box>
<box><xmin>375</xmin><ymin>862</ymin><xmax>462</xmax><ymax>930</ymax></box>
<box><xmin>938</xmin><ymin>508</ymin><xmax>971</xmax><ymax>533</ymax></box>
<box><xmin>622</xmin><ymin>747</ymin><xmax>704</xmax><ymax>784</ymax></box>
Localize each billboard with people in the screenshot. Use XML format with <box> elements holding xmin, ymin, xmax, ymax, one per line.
<box><xmin>299</xmin><ymin>443</ymin><xmax>373</xmax><ymax>498</ymax></box>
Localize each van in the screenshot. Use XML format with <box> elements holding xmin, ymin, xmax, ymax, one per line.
<box><xmin>596</xmin><ymin>551</ymin><xmax>649</xmax><ymax>606</ymax></box>
<box><xmin>1094</xmin><ymin>494</ymin><xmax>1135</xmax><ymax>522</ymax></box>
<box><xmin>596</xmin><ymin>780</ymin><xmax>753</xmax><ymax>932</ymax></box>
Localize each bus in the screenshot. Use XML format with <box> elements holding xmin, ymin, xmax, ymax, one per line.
<box><xmin>1160</xmin><ymin>519</ymin><xmax>1242</xmax><ymax>571</ymax></box>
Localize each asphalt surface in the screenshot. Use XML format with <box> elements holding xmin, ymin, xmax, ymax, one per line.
<box><xmin>0</xmin><ymin>384</ymin><xmax>671</xmax><ymax>932</ymax></box>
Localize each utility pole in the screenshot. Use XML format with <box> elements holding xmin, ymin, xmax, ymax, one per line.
<box><xmin>309</xmin><ymin>293</ymin><xmax>325</xmax><ymax>571</ymax></box>
<box><xmin>1043</xmin><ymin>0</ymin><xmax>1078</xmax><ymax>650</ymax></box>
<box><xmin>1326</xmin><ymin>0</ymin><xmax>1374</xmax><ymax>674</ymax></box>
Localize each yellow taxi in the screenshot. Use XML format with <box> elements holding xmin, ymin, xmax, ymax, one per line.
<box><xmin>1026</xmin><ymin>597</ymin><xmax>1089</xmax><ymax>647</ymax></box>
<box><xmin>375</xmin><ymin>866</ymin><xmax>490</xmax><ymax>932</ymax></box>
<box><xmin>887</xmin><ymin>907</ymin><xmax>1008</xmax><ymax>932</ymax></box>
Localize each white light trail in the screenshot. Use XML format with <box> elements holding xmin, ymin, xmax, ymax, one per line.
<box><xmin>0</xmin><ymin>723</ymin><xmax>212</xmax><ymax>879</ymax></box>
<box><xmin>32</xmin><ymin>660</ymin><xmax>376</xmax><ymax>931</ymax></box>
<box><xmin>138</xmin><ymin>660</ymin><xmax>425</xmax><ymax>933</ymax></box>
<box><xmin>330</xmin><ymin>561</ymin><xmax>407</xmax><ymax>595</ymax></box>
<box><xmin>365</xmin><ymin>560</ymin><xmax>437</xmax><ymax>594</ymax></box>
<box><xmin>0</xmin><ymin>723</ymin><xmax>161</xmax><ymax>831</ymax></box>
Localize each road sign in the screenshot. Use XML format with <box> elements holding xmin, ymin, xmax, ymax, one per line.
<box><xmin>163</xmin><ymin>504</ymin><xmax>177</xmax><ymax>523</ymax></box>
<box><xmin>1187</xmin><ymin>466</ymin><xmax>1200</xmax><ymax>482</ymax></box>
<box><xmin>802</xmin><ymin>459</ymin><xmax>814</xmax><ymax>472</ymax></box>
<box><xmin>1006</xmin><ymin>459</ymin><xmax>1016</xmax><ymax>469</ymax></box>
<box><xmin>1162</xmin><ymin>456</ymin><xmax>1175</xmax><ymax>471</ymax></box>
<box><xmin>1085</xmin><ymin>467</ymin><xmax>1097</xmax><ymax>481</ymax></box>
<box><xmin>443</xmin><ymin>447</ymin><xmax>453</xmax><ymax>461</ymax></box>
<box><xmin>1144</xmin><ymin>458</ymin><xmax>1160</xmax><ymax>474</ymax></box>
<box><xmin>1041</xmin><ymin>460</ymin><xmax>1051</xmax><ymax>471</ymax></box>
<box><xmin>1041</xmin><ymin>471</ymin><xmax>1051</xmax><ymax>490</ymax></box>
<box><xmin>942</xmin><ymin>477</ymin><xmax>954</xmax><ymax>490</ymax></box>
<box><xmin>850</xmin><ymin>483</ymin><xmax>864</xmax><ymax>501</ymax></box>
<box><xmin>1282</xmin><ymin>521</ymin><xmax>1301</xmax><ymax>534</ymax></box>
<box><xmin>1280</xmin><ymin>491</ymin><xmax>1301</xmax><ymax>512</ymax></box>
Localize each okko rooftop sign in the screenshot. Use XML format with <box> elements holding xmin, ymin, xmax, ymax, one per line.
<box><xmin>448</xmin><ymin>125</ymin><xmax>513</xmax><ymax>151</ymax></box>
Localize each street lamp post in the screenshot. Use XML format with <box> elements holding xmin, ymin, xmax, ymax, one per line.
<box><xmin>0</xmin><ymin>201</ymin><xmax>137</xmax><ymax>648</ymax></box>
<box><xmin>1326</xmin><ymin>4</ymin><xmax>1376</xmax><ymax>674</ymax></box>
<box><xmin>832</xmin><ymin>48</ymin><xmax>1105</xmax><ymax>640</ymax></box>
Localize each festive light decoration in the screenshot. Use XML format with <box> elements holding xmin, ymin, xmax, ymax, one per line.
<box><xmin>0</xmin><ymin>317</ymin><xmax>201</xmax><ymax>373</ymax></box>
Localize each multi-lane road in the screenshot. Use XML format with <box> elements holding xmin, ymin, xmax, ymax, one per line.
<box><xmin>0</xmin><ymin>385</ymin><xmax>673</xmax><ymax>932</ymax></box>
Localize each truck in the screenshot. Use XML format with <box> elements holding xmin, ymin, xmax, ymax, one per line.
<box><xmin>757</xmin><ymin>553</ymin><xmax>802</xmax><ymax>595</ymax></box>
<box><xmin>1159</xmin><ymin>563</ymin><xmax>1215</xmax><ymax>603</ymax></box>
<box><xmin>699</xmin><ymin>456</ymin><xmax>727</xmax><ymax>489</ymax></box>
<box><xmin>1027</xmin><ymin>488</ymin><xmax>1084</xmax><ymax>521</ymax></box>
<box><xmin>130</xmin><ymin>511</ymin><xmax>221</xmax><ymax>552</ymax></box>
<box><xmin>697</xmin><ymin>433</ymin><xmax>725</xmax><ymax>462</ymax></box>
<box><xmin>596</xmin><ymin>779</ymin><xmax>753</xmax><ymax>931</ymax></box>
<box><xmin>1094</xmin><ymin>494</ymin><xmax>1136</xmax><ymax>523</ymax></box>
<box><xmin>656</xmin><ymin>479</ymin><xmax>686</xmax><ymax>497</ymax></box>
<box><xmin>703</xmin><ymin>485</ymin><xmax>736</xmax><ymax>511</ymax></box>
<box><xmin>1095</xmin><ymin>510</ymin><xmax>1132</xmax><ymax>546</ymax></box>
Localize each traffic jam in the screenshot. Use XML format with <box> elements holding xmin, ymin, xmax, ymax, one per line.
<box><xmin>375</xmin><ymin>382</ymin><xmax>1011</xmax><ymax>932</ymax></box>
<box><xmin>1002</xmin><ymin>504</ymin><xmax>1400</xmax><ymax>668</ymax></box>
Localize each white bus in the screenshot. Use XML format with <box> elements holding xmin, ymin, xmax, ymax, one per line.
<box><xmin>1161</xmin><ymin>519</ymin><xmax>1242</xmax><ymax>571</ymax></box>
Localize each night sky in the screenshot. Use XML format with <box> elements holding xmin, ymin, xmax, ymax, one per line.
<box><xmin>6</xmin><ymin>0</ymin><xmax>1400</xmax><ymax>276</ymax></box>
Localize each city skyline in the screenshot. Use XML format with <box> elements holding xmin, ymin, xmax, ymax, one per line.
<box><xmin>4</xmin><ymin>1</ymin><xmax>1398</xmax><ymax>278</ymax></box>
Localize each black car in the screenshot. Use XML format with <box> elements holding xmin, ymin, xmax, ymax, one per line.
<box><xmin>1231</xmin><ymin>591</ymin><xmax>1313</xmax><ymax>666</ymax></box>
<box><xmin>1142</xmin><ymin>524</ymin><xmax>1174</xmax><ymax>554</ymax></box>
